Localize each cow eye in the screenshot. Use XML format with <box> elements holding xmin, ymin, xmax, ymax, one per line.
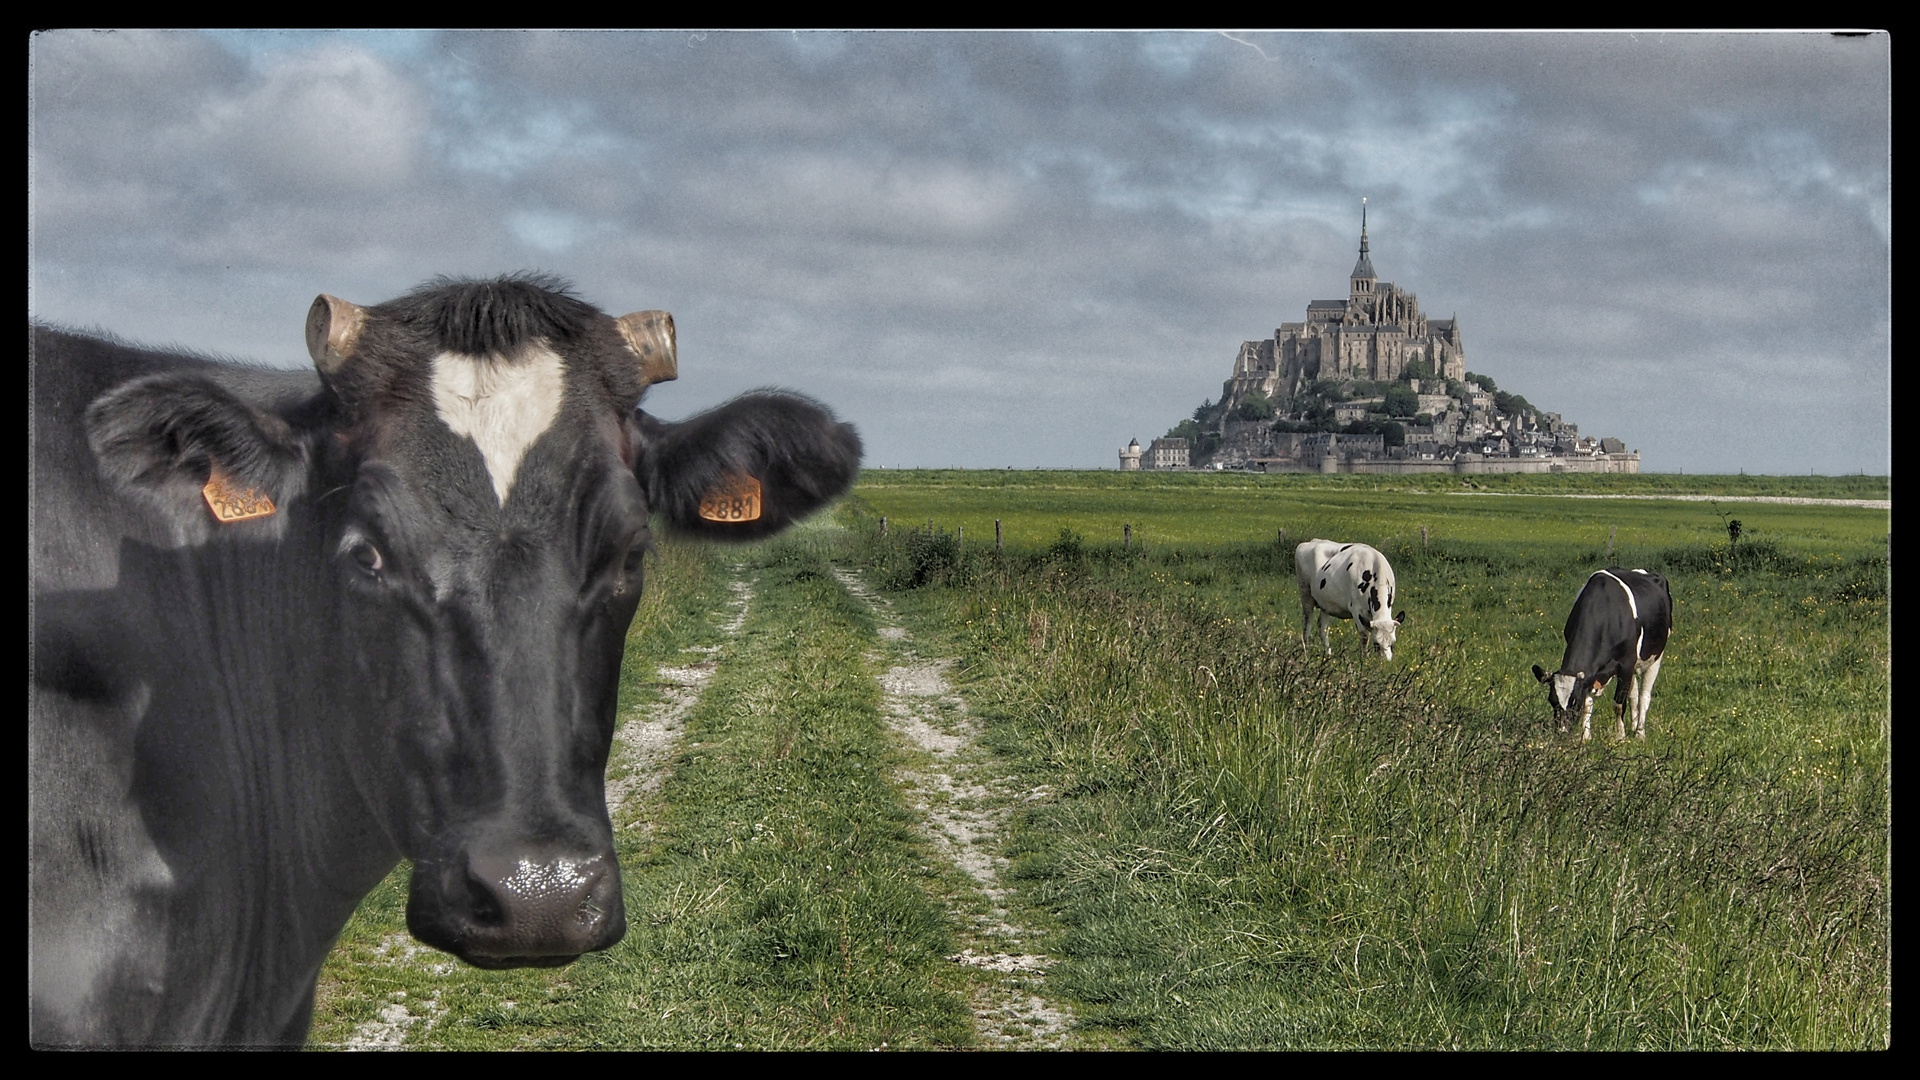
<box><xmin>605</xmin><ymin>540</ymin><xmax>647</xmax><ymax>598</ymax></box>
<box><xmin>347</xmin><ymin>538</ymin><xmax>385</xmax><ymax>576</ymax></box>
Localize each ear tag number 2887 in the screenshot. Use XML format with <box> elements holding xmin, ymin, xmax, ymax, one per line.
<box><xmin>698</xmin><ymin>474</ymin><xmax>762</xmax><ymax>523</ymax></box>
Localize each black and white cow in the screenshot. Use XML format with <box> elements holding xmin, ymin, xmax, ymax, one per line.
<box><xmin>1295</xmin><ymin>539</ymin><xmax>1404</xmax><ymax>660</ymax></box>
<box><xmin>1532</xmin><ymin>567</ymin><xmax>1673</xmax><ymax>741</ymax></box>
<box><xmin>30</xmin><ymin>275</ymin><xmax>861</xmax><ymax>1047</ymax></box>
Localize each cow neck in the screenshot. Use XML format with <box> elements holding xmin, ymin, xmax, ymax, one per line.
<box><xmin>129</xmin><ymin>508</ymin><xmax>403</xmax><ymax>1045</ymax></box>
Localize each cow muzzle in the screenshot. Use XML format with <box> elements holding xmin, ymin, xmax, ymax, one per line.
<box><xmin>408</xmin><ymin>849</ymin><xmax>626</xmax><ymax>968</ymax></box>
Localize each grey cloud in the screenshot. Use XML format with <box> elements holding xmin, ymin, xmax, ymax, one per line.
<box><xmin>29</xmin><ymin>30</ymin><xmax>1889</xmax><ymax>475</ymax></box>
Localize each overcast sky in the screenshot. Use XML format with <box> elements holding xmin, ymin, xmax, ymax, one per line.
<box><xmin>30</xmin><ymin>31</ymin><xmax>1889</xmax><ymax>475</ymax></box>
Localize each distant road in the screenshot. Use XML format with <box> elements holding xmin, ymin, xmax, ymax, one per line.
<box><xmin>1451</xmin><ymin>493</ymin><xmax>1890</xmax><ymax>509</ymax></box>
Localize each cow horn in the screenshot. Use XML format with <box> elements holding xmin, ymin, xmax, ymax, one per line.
<box><xmin>615</xmin><ymin>310</ymin><xmax>677</xmax><ymax>386</ymax></box>
<box><xmin>306</xmin><ymin>294</ymin><xmax>368</xmax><ymax>375</ymax></box>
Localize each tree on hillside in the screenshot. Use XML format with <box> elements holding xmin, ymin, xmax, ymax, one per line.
<box><xmin>1236</xmin><ymin>390</ymin><xmax>1275</xmax><ymax>421</ymax></box>
<box><xmin>1342</xmin><ymin>418</ymin><xmax>1405</xmax><ymax>446</ymax></box>
<box><xmin>1306</xmin><ymin>378</ymin><xmax>1348</xmax><ymax>402</ymax></box>
<box><xmin>1466</xmin><ymin>372</ymin><xmax>1498</xmax><ymax>393</ymax></box>
<box><xmin>1383</xmin><ymin>384</ymin><xmax>1419</xmax><ymax>417</ymax></box>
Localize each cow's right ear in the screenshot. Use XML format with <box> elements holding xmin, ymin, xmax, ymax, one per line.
<box><xmin>631</xmin><ymin>392</ymin><xmax>861</xmax><ymax>541</ymax></box>
<box><xmin>85</xmin><ymin>373</ymin><xmax>310</xmax><ymax>538</ymax></box>
<box><xmin>1532</xmin><ymin>664</ymin><xmax>1550</xmax><ymax>684</ymax></box>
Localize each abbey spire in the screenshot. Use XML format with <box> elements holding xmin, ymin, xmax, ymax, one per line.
<box><xmin>1350</xmin><ymin>198</ymin><xmax>1377</xmax><ymax>303</ymax></box>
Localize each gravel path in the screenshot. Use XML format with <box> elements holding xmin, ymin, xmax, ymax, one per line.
<box><xmin>605</xmin><ymin>575</ymin><xmax>753</xmax><ymax>828</ymax></box>
<box><xmin>339</xmin><ymin>935</ymin><xmax>454</xmax><ymax>1050</ymax></box>
<box><xmin>833</xmin><ymin>567</ymin><xmax>1072</xmax><ymax>1049</ymax></box>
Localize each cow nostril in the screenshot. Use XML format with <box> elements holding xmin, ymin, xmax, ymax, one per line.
<box><xmin>462</xmin><ymin>864</ymin><xmax>507</xmax><ymax>928</ymax></box>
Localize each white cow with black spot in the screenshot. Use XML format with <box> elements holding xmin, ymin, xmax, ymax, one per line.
<box><xmin>1296</xmin><ymin>539</ymin><xmax>1404</xmax><ymax>660</ymax></box>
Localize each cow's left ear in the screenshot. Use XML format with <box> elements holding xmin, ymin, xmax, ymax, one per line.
<box><xmin>85</xmin><ymin>372</ymin><xmax>311</xmax><ymax>537</ymax></box>
<box><xmin>632</xmin><ymin>392</ymin><xmax>861</xmax><ymax>541</ymax></box>
<box><xmin>1394</xmin><ymin>609</ymin><xmax>1407</xmax><ymax>626</ymax></box>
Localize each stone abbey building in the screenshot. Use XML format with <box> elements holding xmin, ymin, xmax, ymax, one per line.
<box><xmin>1222</xmin><ymin>201</ymin><xmax>1465</xmax><ymax>416</ymax></box>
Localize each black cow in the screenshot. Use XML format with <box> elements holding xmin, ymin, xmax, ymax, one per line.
<box><xmin>30</xmin><ymin>275</ymin><xmax>862</xmax><ymax>1047</ymax></box>
<box><xmin>1532</xmin><ymin>567</ymin><xmax>1673</xmax><ymax>741</ymax></box>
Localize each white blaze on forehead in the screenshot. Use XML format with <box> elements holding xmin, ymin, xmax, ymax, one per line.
<box><xmin>430</xmin><ymin>346</ymin><xmax>567</xmax><ymax>505</ymax></box>
<box><xmin>1550</xmin><ymin>673</ymin><xmax>1578</xmax><ymax>711</ymax></box>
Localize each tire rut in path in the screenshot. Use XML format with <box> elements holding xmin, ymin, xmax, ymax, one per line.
<box><xmin>832</xmin><ymin>567</ymin><xmax>1071</xmax><ymax>1049</ymax></box>
<box><xmin>604</xmin><ymin>574</ymin><xmax>753</xmax><ymax>828</ymax></box>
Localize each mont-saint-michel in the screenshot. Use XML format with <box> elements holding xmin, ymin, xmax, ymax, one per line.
<box><xmin>1123</xmin><ymin>205</ymin><xmax>1640</xmax><ymax>475</ymax></box>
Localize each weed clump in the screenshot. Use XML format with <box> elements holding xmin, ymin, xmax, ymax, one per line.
<box><xmin>874</xmin><ymin>524</ymin><xmax>971</xmax><ymax>590</ymax></box>
<box><xmin>1656</xmin><ymin>538</ymin><xmax>1804</xmax><ymax>577</ymax></box>
<box><xmin>1829</xmin><ymin>552</ymin><xmax>1889</xmax><ymax>603</ymax></box>
<box><xmin>1046</xmin><ymin>527</ymin><xmax>1086</xmax><ymax>563</ymax></box>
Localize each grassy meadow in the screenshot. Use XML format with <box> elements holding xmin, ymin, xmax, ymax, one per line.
<box><xmin>307</xmin><ymin>469</ymin><xmax>1888</xmax><ymax>1049</ymax></box>
<box><xmin>847</xmin><ymin>469</ymin><xmax>1888</xmax><ymax>1049</ymax></box>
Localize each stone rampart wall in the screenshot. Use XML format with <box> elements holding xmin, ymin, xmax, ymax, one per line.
<box><xmin>1236</xmin><ymin>452</ymin><xmax>1639</xmax><ymax>475</ymax></box>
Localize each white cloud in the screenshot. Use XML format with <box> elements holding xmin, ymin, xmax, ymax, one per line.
<box><xmin>508</xmin><ymin>209</ymin><xmax>587</xmax><ymax>254</ymax></box>
<box><xmin>199</xmin><ymin>46</ymin><xmax>427</xmax><ymax>194</ymax></box>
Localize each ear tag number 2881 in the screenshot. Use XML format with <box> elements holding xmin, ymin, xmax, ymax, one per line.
<box><xmin>698</xmin><ymin>474</ymin><xmax>762</xmax><ymax>523</ymax></box>
<box><xmin>202</xmin><ymin>469</ymin><xmax>277</xmax><ymax>523</ymax></box>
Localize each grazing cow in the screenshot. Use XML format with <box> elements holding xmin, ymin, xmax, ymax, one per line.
<box><xmin>1532</xmin><ymin>568</ymin><xmax>1673</xmax><ymax>741</ymax></box>
<box><xmin>1296</xmin><ymin>539</ymin><xmax>1404</xmax><ymax>660</ymax></box>
<box><xmin>30</xmin><ymin>275</ymin><xmax>862</xmax><ymax>1047</ymax></box>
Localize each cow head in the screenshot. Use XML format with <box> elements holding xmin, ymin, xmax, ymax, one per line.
<box><xmin>1531</xmin><ymin>664</ymin><xmax>1592</xmax><ymax>731</ymax></box>
<box><xmin>84</xmin><ymin>275</ymin><xmax>860</xmax><ymax>970</ymax></box>
<box><xmin>1371</xmin><ymin>609</ymin><xmax>1405</xmax><ymax>660</ymax></box>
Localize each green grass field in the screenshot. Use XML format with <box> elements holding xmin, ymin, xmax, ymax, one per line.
<box><xmin>846</xmin><ymin>470</ymin><xmax>1889</xmax><ymax>1048</ymax></box>
<box><xmin>308</xmin><ymin>470</ymin><xmax>1888</xmax><ymax>1049</ymax></box>
<box><xmin>855</xmin><ymin>468</ymin><xmax>1888</xmax><ymax>558</ymax></box>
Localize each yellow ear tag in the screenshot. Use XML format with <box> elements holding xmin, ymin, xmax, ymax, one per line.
<box><xmin>697</xmin><ymin>474</ymin><xmax>762</xmax><ymax>523</ymax></box>
<box><xmin>202</xmin><ymin>469</ymin><xmax>277</xmax><ymax>523</ymax></box>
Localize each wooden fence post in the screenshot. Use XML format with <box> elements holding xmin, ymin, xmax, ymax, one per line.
<box><xmin>879</xmin><ymin>516</ymin><xmax>887</xmax><ymax>537</ymax></box>
<box><xmin>995</xmin><ymin>519</ymin><xmax>1003</xmax><ymax>553</ymax></box>
<box><xmin>956</xmin><ymin>526</ymin><xmax>963</xmax><ymax>543</ymax></box>
<box><xmin>1605</xmin><ymin>525</ymin><xmax>1617</xmax><ymax>560</ymax></box>
<box><xmin>1421</xmin><ymin>525</ymin><xmax>1429</xmax><ymax>550</ymax></box>
<box><xmin>1278</xmin><ymin>527</ymin><xmax>1286</xmax><ymax>547</ymax></box>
